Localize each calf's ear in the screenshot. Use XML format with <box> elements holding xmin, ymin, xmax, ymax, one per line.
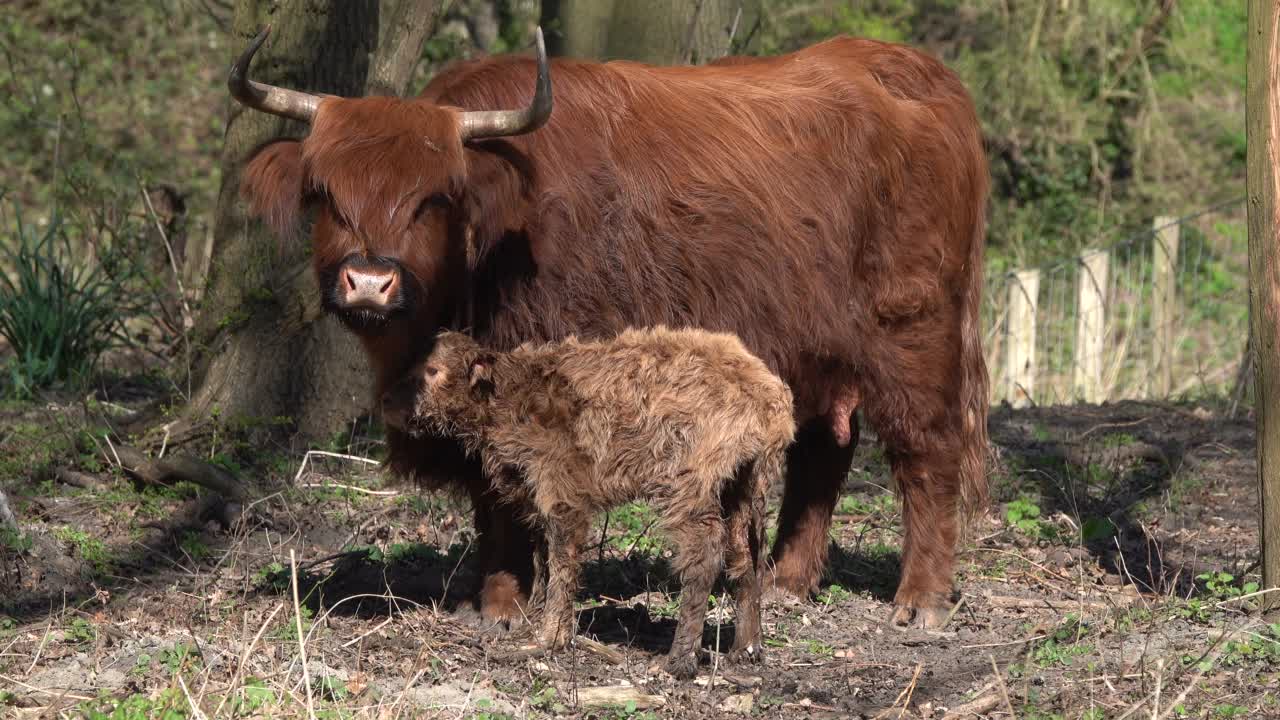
<box><xmin>468</xmin><ymin>353</ymin><xmax>496</xmax><ymax>396</ymax></box>
<box><xmin>241</xmin><ymin>139</ymin><xmax>306</xmax><ymax>245</ymax></box>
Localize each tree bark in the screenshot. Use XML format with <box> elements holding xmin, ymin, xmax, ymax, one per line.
<box><xmin>543</xmin><ymin>0</ymin><xmax>755</xmax><ymax>64</ymax></box>
<box><xmin>1246</xmin><ymin>0</ymin><xmax>1280</xmax><ymax>614</ymax></box>
<box><xmin>183</xmin><ymin>0</ymin><xmax>443</xmax><ymax>443</ymax></box>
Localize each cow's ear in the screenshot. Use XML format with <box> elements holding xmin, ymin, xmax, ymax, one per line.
<box><xmin>468</xmin><ymin>353</ymin><xmax>496</xmax><ymax>396</ymax></box>
<box><xmin>241</xmin><ymin>139</ymin><xmax>306</xmax><ymax>244</ymax></box>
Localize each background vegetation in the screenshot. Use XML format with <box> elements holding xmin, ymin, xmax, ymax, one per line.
<box><xmin>0</xmin><ymin>0</ymin><xmax>1246</xmax><ymax>399</ymax></box>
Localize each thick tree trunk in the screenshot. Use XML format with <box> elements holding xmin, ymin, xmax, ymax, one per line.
<box><xmin>543</xmin><ymin>0</ymin><xmax>754</xmax><ymax>64</ymax></box>
<box><xmin>184</xmin><ymin>0</ymin><xmax>443</xmax><ymax>442</ymax></box>
<box><xmin>1247</xmin><ymin>0</ymin><xmax>1280</xmax><ymax>615</ymax></box>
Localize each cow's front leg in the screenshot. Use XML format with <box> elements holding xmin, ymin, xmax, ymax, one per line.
<box><xmin>473</xmin><ymin>496</ymin><xmax>540</xmax><ymax>630</ymax></box>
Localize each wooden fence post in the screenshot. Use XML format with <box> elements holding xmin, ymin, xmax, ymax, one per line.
<box><xmin>1152</xmin><ymin>216</ymin><xmax>1180</xmax><ymax>397</ymax></box>
<box><xmin>1246</xmin><ymin>0</ymin><xmax>1280</xmax><ymax>612</ymax></box>
<box><xmin>1073</xmin><ymin>249</ymin><xmax>1109</xmax><ymax>403</ymax></box>
<box><xmin>1004</xmin><ymin>270</ymin><xmax>1039</xmax><ymax>407</ymax></box>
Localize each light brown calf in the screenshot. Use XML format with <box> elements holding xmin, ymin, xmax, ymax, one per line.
<box><xmin>381</xmin><ymin>326</ymin><xmax>796</xmax><ymax>678</ymax></box>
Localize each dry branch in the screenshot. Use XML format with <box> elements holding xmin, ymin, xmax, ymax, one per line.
<box><xmin>55</xmin><ymin>468</ymin><xmax>109</xmax><ymax>492</ymax></box>
<box><xmin>112</xmin><ymin>445</ymin><xmax>247</xmax><ymax>501</ymax></box>
<box><xmin>0</xmin><ymin>488</ymin><xmax>17</xmax><ymax>529</ymax></box>
<box><xmin>574</xmin><ymin>686</ymin><xmax>666</xmax><ymax>710</ymax></box>
<box><xmin>940</xmin><ymin>684</ymin><xmax>1001</xmax><ymax>720</ymax></box>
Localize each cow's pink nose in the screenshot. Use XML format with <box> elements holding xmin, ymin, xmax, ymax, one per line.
<box><xmin>341</xmin><ymin>266</ymin><xmax>399</xmax><ymax>308</ymax></box>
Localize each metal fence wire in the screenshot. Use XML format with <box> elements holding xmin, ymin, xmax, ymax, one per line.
<box><xmin>982</xmin><ymin>197</ymin><xmax>1249</xmax><ymax>407</ymax></box>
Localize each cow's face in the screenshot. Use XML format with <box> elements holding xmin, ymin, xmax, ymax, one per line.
<box><xmin>240</xmin><ymin>99</ymin><xmax>468</xmax><ymax>337</ymax></box>
<box><xmin>229</xmin><ymin>26</ymin><xmax>553</xmax><ymax>341</ymax></box>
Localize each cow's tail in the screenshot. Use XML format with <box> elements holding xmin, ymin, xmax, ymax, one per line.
<box><xmin>957</xmin><ymin>175</ymin><xmax>992</xmax><ymax>530</ymax></box>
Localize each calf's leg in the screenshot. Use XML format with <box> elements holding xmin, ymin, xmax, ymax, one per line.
<box><xmin>665</xmin><ymin>512</ymin><xmax>727</xmax><ymax>679</ymax></box>
<box><xmin>538</xmin><ymin>515</ymin><xmax>588</xmax><ymax>651</ymax></box>
<box><xmin>722</xmin><ymin>465</ymin><xmax>765</xmax><ymax>663</ymax></box>
<box><xmin>769</xmin><ymin>416</ymin><xmax>857</xmax><ymax>597</ymax></box>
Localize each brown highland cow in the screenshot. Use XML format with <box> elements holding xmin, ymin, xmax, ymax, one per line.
<box><xmin>380</xmin><ymin>326</ymin><xmax>796</xmax><ymax>678</ymax></box>
<box><xmin>231</xmin><ymin>25</ymin><xmax>989</xmax><ymax>629</ymax></box>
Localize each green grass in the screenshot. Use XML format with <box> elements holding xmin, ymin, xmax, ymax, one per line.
<box><xmin>54</xmin><ymin>526</ymin><xmax>111</xmax><ymax>575</ymax></box>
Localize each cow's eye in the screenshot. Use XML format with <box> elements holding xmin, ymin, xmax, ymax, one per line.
<box><xmin>413</xmin><ymin>193</ymin><xmax>451</xmax><ymax>224</ymax></box>
<box><xmin>425</xmin><ymin>366</ymin><xmax>439</xmax><ymax>378</ymax></box>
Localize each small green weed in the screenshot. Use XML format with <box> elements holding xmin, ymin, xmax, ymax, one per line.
<box><xmin>160</xmin><ymin>643</ymin><xmax>200</xmax><ymax>675</ymax></box>
<box><xmin>178</xmin><ymin>532</ymin><xmax>211</xmax><ymax>563</ymax></box>
<box><xmin>835</xmin><ymin>493</ymin><xmax>894</xmax><ymax>516</ymax></box>
<box><xmin>1198</xmin><ymin>571</ymin><xmax>1258</xmax><ymax>601</ymax></box>
<box><xmin>803</xmin><ymin>638</ymin><xmax>835</xmax><ymax>658</ymax></box>
<box><xmin>817</xmin><ymin>584</ymin><xmax>853</xmax><ymax>606</ymax></box>
<box><xmin>1031</xmin><ymin>616</ymin><xmax>1092</xmax><ymax>668</ymax></box>
<box><xmin>252</xmin><ymin>561</ymin><xmax>287</xmax><ymax>592</ymax></box>
<box><xmin>606</xmin><ymin>502</ymin><xmax>664</xmax><ymax>555</ymax></box>
<box><xmin>76</xmin><ymin>688</ymin><xmax>190</xmax><ymax>719</ymax></box>
<box><xmin>1005</xmin><ymin>497</ymin><xmax>1059</xmax><ymax>542</ymax></box>
<box><xmin>0</xmin><ymin>527</ymin><xmax>33</xmax><ymax>553</ymax></box>
<box><xmin>273</xmin><ymin>605</ymin><xmax>313</xmax><ymax>642</ymax></box>
<box><xmin>55</xmin><ymin>527</ymin><xmax>112</xmax><ymax>574</ymax></box>
<box><xmin>66</xmin><ymin>616</ymin><xmax>96</xmax><ymax>643</ymax></box>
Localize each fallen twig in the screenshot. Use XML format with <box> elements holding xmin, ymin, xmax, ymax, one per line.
<box><xmin>293</xmin><ymin>450</ymin><xmax>381</xmax><ymax>484</ymax></box>
<box><xmin>54</xmin><ymin>468</ymin><xmax>108</xmax><ymax>492</ymax></box>
<box><xmin>112</xmin><ymin>445</ymin><xmax>246</xmax><ymax>501</ymax></box>
<box><xmin>290</xmin><ymin>550</ymin><xmax>317</xmax><ymax>720</ymax></box>
<box><xmin>989</xmin><ymin>654</ymin><xmax>1016</xmax><ymax>719</ymax></box>
<box><xmin>574</xmin><ymin>686</ymin><xmax>666</xmax><ymax>710</ymax></box>
<box><xmin>940</xmin><ymin>683</ymin><xmax>1001</xmax><ymax>720</ymax></box>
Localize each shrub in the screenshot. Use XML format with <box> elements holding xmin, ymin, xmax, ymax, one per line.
<box><xmin>0</xmin><ymin>196</ymin><xmax>133</xmax><ymax>397</ymax></box>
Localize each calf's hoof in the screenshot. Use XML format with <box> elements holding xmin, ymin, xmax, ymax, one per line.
<box><xmin>888</xmin><ymin>591</ymin><xmax>953</xmax><ymax>630</ymax></box>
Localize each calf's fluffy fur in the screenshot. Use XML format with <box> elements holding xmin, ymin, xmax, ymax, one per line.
<box><xmin>382</xmin><ymin>326</ymin><xmax>796</xmax><ymax>677</ymax></box>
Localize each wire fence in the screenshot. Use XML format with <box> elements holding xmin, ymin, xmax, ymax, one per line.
<box><xmin>983</xmin><ymin>198</ymin><xmax>1249</xmax><ymax>407</ymax></box>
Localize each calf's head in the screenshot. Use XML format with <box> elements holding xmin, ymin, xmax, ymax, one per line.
<box><xmin>380</xmin><ymin>331</ymin><xmax>496</xmax><ymax>435</ymax></box>
<box><xmin>229</xmin><ymin>27</ymin><xmax>552</xmax><ymax>339</ymax></box>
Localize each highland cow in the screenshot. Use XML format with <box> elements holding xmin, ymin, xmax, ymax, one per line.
<box><xmin>381</xmin><ymin>326</ymin><xmax>796</xmax><ymax>678</ymax></box>
<box><xmin>231</xmin><ymin>26</ymin><xmax>990</xmax><ymax>629</ymax></box>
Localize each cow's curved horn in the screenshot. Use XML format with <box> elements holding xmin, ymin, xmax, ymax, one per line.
<box><xmin>228</xmin><ymin>26</ymin><xmax>323</xmax><ymax>124</ymax></box>
<box><xmin>458</xmin><ymin>26</ymin><xmax>554</xmax><ymax>141</ymax></box>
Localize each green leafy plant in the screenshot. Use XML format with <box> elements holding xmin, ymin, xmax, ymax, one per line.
<box><xmin>1005</xmin><ymin>496</ymin><xmax>1058</xmax><ymax>541</ymax></box>
<box><xmin>66</xmin><ymin>616</ymin><xmax>96</xmax><ymax>644</ymax></box>
<box><xmin>0</xmin><ymin>198</ymin><xmax>134</xmax><ymax>397</ymax></box>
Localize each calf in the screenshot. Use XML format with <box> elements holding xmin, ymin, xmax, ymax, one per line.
<box><xmin>381</xmin><ymin>326</ymin><xmax>796</xmax><ymax>677</ymax></box>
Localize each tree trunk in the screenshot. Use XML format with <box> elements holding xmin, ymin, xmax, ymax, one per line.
<box><xmin>1246</xmin><ymin>0</ymin><xmax>1280</xmax><ymax>614</ymax></box>
<box><xmin>182</xmin><ymin>0</ymin><xmax>443</xmax><ymax>443</ymax></box>
<box><xmin>543</xmin><ymin>0</ymin><xmax>754</xmax><ymax>64</ymax></box>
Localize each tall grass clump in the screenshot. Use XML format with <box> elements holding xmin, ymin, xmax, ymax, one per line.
<box><xmin>0</xmin><ymin>196</ymin><xmax>132</xmax><ymax>397</ymax></box>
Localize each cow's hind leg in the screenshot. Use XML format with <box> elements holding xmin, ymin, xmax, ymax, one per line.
<box><xmin>863</xmin><ymin>326</ymin><xmax>967</xmax><ymax>629</ymax></box>
<box><xmin>769</xmin><ymin>416</ymin><xmax>857</xmax><ymax>598</ymax></box>
<box><xmin>886</xmin><ymin>446</ymin><xmax>960</xmax><ymax>629</ymax></box>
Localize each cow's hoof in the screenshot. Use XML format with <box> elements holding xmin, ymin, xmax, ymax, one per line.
<box><xmin>888</xmin><ymin>599</ymin><xmax>951</xmax><ymax>630</ymax></box>
<box><xmin>726</xmin><ymin>644</ymin><xmax>765</xmax><ymax>666</ymax></box>
<box><xmin>767</xmin><ymin>572</ymin><xmax>817</xmax><ymax>601</ymax></box>
<box><xmin>472</xmin><ymin>573</ymin><xmax>531</xmax><ymax>632</ymax></box>
<box><xmin>664</xmin><ymin>653</ymin><xmax>700</xmax><ymax>680</ymax></box>
<box><xmin>456</xmin><ymin>602</ymin><xmax>528</xmax><ymax>635</ymax></box>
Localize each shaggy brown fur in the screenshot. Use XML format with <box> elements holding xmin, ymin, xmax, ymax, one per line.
<box><xmin>381</xmin><ymin>327</ymin><xmax>796</xmax><ymax>679</ymax></box>
<box><xmin>239</xmin><ymin>35</ymin><xmax>990</xmax><ymax>629</ymax></box>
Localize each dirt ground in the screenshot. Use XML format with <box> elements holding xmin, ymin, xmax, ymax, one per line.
<box><xmin>0</xmin><ymin>393</ymin><xmax>1276</xmax><ymax>719</ymax></box>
